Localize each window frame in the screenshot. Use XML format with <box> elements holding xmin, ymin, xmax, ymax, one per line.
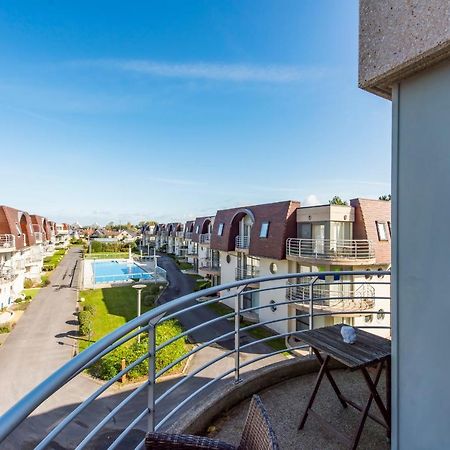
<box><xmin>376</xmin><ymin>221</ymin><xmax>388</xmax><ymax>241</ymax></box>
<box><xmin>217</xmin><ymin>223</ymin><xmax>224</xmax><ymax>236</ymax></box>
<box><xmin>259</xmin><ymin>221</ymin><xmax>270</xmax><ymax>238</ymax></box>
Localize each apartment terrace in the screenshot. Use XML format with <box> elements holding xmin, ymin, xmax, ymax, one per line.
<box><xmin>0</xmin><ymin>234</ymin><xmax>15</xmax><ymax>252</ymax></box>
<box><xmin>286</xmin><ymin>237</ymin><xmax>376</xmax><ymax>265</ymax></box>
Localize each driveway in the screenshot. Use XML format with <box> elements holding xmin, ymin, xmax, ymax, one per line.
<box><xmin>0</xmin><ymin>247</ymin><xmax>83</xmax><ymax>415</ymax></box>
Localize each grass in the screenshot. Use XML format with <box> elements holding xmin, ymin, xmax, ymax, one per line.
<box><xmin>44</xmin><ymin>248</ymin><xmax>66</xmax><ymax>267</ymax></box>
<box><xmin>78</xmin><ymin>285</ymin><xmax>189</xmax><ymax>381</ymax></box>
<box><xmin>205</xmin><ymin>301</ymin><xmax>290</xmax><ymax>356</ymax></box>
<box><xmin>21</xmin><ymin>288</ymin><xmax>41</xmax><ymax>300</ymax></box>
<box><xmin>188</xmin><ymin>274</ymin><xmax>212</xmax><ymax>291</ymax></box>
<box><xmin>78</xmin><ymin>285</ymin><xmax>163</xmax><ymax>351</ymax></box>
<box><xmin>84</xmin><ymin>252</ymin><xmax>130</xmax><ymax>259</ymax></box>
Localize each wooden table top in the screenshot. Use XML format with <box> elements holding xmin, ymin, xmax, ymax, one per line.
<box><xmin>299</xmin><ymin>324</ymin><xmax>391</xmax><ymax>369</ymax></box>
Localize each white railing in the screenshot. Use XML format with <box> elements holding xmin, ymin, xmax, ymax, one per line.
<box><xmin>286</xmin><ymin>279</ymin><xmax>376</xmax><ymax>311</ymax></box>
<box><xmin>0</xmin><ymin>234</ymin><xmax>15</xmax><ymax>251</ymax></box>
<box><xmin>286</xmin><ymin>238</ymin><xmax>375</xmax><ymax>260</ymax></box>
<box><xmin>0</xmin><ymin>266</ymin><xmax>15</xmax><ymax>282</ymax></box>
<box><xmin>34</xmin><ymin>232</ymin><xmax>43</xmax><ymax>243</ymax></box>
<box><xmin>0</xmin><ymin>270</ymin><xmax>390</xmax><ymax>448</ymax></box>
<box><xmin>199</xmin><ymin>233</ymin><xmax>211</xmax><ymax>244</ymax></box>
<box><xmin>199</xmin><ymin>258</ymin><xmax>220</xmax><ymax>272</ymax></box>
<box><xmin>235</xmin><ymin>266</ymin><xmax>260</xmax><ymax>280</ymax></box>
<box><xmin>235</xmin><ymin>235</ymin><xmax>250</xmax><ymax>249</ymax></box>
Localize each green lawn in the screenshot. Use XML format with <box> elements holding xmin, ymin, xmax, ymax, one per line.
<box><xmin>78</xmin><ymin>285</ymin><xmax>189</xmax><ymax>382</ymax></box>
<box><xmin>206</xmin><ymin>301</ymin><xmax>290</xmax><ymax>355</ymax></box>
<box><xmin>78</xmin><ymin>285</ymin><xmax>161</xmax><ymax>350</ymax></box>
<box><xmin>44</xmin><ymin>249</ymin><xmax>66</xmax><ymax>266</ymax></box>
<box><xmin>22</xmin><ymin>288</ymin><xmax>41</xmax><ymax>300</ymax></box>
<box><xmin>84</xmin><ymin>252</ymin><xmax>130</xmax><ymax>259</ymax></box>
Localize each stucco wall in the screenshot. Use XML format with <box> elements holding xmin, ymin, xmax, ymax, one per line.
<box><xmin>392</xmin><ymin>59</ymin><xmax>450</xmax><ymax>449</ymax></box>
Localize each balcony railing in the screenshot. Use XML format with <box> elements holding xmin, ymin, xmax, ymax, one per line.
<box><xmin>199</xmin><ymin>233</ymin><xmax>211</xmax><ymax>244</ymax></box>
<box><xmin>235</xmin><ymin>235</ymin><xmax>250</xmax><ymax>249</ymax></box>
<box><xmin>286</xmin><ymin>238</ymin><xmax>375</xmax><ymax>260</ymax></box>
<box><xmin>235</xmin><ymin>266</ymin><xmax>260</xmax><ymax>280</ymax></box>
<box><xmin>286</xmin><ymin>279</ymin><xmax>376</xmax><ymax>311</ymax></box>
<box><xmin>0</xmin><ymin>270</ymin><xmax>390</xmax><ymax>449</ymax></box>
<box><xmin>184</xmin><ymin>232</ymin><xmax>193</xmax><ymax>240</ymax></box>
<box><xmin>199</xmin><ymin>258</ymin><xmax>220</xmax><ymax>273</ymax></box>
<box><xmin>0</xmin><ymin>234</ymin><xmax>15</xmax><ymax>252</ymax></box>
<box><xmin>0</xmin><ymin>266</ymin><xmax>15</xmax><ymax>283</ymax></box>
<box><xmin>34</xmin><ymin>232</ymin><xmax>43</xmax><ymax>243</ymax></box>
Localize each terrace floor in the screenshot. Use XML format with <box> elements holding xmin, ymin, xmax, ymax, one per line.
<box><xmin>208</xmin><ymin>368</ymin><xmax>390</xmax><ymax>450</ymax></box>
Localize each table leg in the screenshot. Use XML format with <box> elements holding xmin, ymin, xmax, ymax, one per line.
<box><xmin>361</xmin><ymin>362</ymin><xmax>390</xmax><ymax>428</ymax></box>
<box><xmin>312</xmin><ymin>348</ymin><xmax>347</xmax><ymax>409</ymax></box>
<box><xmin>351</xmin><ymin>362</ymin><xmax>384</xmax><ymax>450</ymax></box>
<box><xmin>298</xmin><ymin>354</ymin><xmax>330</xmax><ymax>430</ymax></box>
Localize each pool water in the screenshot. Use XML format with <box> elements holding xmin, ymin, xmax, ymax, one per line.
<box><xmin>93</xmin><ymin>260</ymin><xmax>154</xmax><ymax>284</ymax></box>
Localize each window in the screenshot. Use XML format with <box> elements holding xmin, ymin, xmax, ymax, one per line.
<box><xmin>269</xmin><ymin>262</ymin><xmax>278</xmax><ymax>274</ymax></box>
<box><xmin>259</xmin><ymin>221</ymin><xmax>270</xmax><ymax>238</ymax></box>
<box><xmin>195</xmin><ymin>225</ymin><xmax>200</xmax><ymax>234</ymax></box>
<box><xmin>387</xmin><ymin>221</ymin><xmax>392</xmax><ymax>237</ymax></box>
<box><xmin>376</xmin><ymin>221</ymin><xmax>388</xmax><ymax>241</ymax></box>
<box><xmin>377</xmin><ymin>309</ymin><xmax>385</xmax><ymax>321</ymax></box>
<box><xmin>226</xmin><ymin>255</ymin><xmax>231</xmax><ymax>264</ymax></box>
<box><xmin>365</xmin><ymin>314</ymin><xmax>373</xmax><ymax>323</ymax></box>
<box><xmin>217</xmin><ymin>223</ymin><xmax>224</xmax><ymax>236</ymax></box>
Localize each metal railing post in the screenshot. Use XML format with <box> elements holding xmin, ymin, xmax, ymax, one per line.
<box><xmin>234</xmin><ymin>290</ymin><xmax>242</xmax><ymax>384</ymax></box>
<box><xmin>309</xmin><ymin>280</ymin><xmax>314</xmax><ymax>331</ymax></box>
<box><xmin>147</xmin><ymin>322</ymin><xmax>156</xmax><ymax>432</ymax></box>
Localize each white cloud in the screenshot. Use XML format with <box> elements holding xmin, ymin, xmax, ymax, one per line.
<box><xmin>69</xmin><ymin>59</ymin><xmax>323</xmax><ymax>83</ymax></box>
<box><xmin>302</xmin><ymin>194</ymin><xmax>321</xmax><ymax>206</ymax></box>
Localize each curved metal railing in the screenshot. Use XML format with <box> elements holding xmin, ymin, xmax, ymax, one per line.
<box><xmin>0</xmin><ymin>270</ymin><xmax>390</xmax><ymax>449</ymax></box>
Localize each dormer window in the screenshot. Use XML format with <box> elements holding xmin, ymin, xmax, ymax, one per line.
<box><xmin>217</xmin><ymin>223</ymin><xmax>224</xmax><ymax>236</ymax></box>
<box><xmin>195</xmin><ymin>225</ymin><xmax>200</xmax><ymax>234</ymax></box>
<box><xmin>15</xmin><ymin>223</ymin><xmax>21</xmax><ymax>236</ymax></box>
<box><xmin>260</xmin><ymin>221</ymin><xmax>270</xmax><ymax>238</ymax></box>
<box><xmin>376</xmin><ymin>221</ymin><xmax>388</xmax><ymax>241</ymax></box>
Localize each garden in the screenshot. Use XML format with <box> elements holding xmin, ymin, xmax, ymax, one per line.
<box><xmin>78</xmin><ymin>285</ymin><xmax>189</xmax><ymax>381</ymax></box>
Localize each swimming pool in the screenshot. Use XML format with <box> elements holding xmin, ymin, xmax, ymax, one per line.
<box><xmin>93</xmin><ymin>260</ymin><xmax>154</xmax><ymax>284</ymax></box>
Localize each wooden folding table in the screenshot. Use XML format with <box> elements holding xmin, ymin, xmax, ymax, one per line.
<box><xmin>298</xmin><ymin>324</ymin><xmax>391</xmax><ymax>449</ymax></box>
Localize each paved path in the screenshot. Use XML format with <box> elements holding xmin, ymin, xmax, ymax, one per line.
<box><xmin>0</xmin><ymin>247</ymin><xmax>82</xmax><ymax>415</ymax></box>
<box><xmin>0</xmin><ymin>252</ymin><xmax>284</xmax><ymax>449</ymax></box>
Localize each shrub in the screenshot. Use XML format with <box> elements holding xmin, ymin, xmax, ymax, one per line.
<box><xmin>83</xmin><ymin>304</ymin><xmax>96</xmax><ymax>315</ymax></box>
<box><xmin>78</xmin><ymin>310</ymin><xmax>93</xmax><ymax>336</ymax></box>
<box><xmin>88</xmin><ymin>320</ymin><xmax>187</xmax><ymax>381</ymax></box>
<box><xmin>0</xmin><ymin>323</ymin><xmax>12</xmax><ymax>334</ymax></box>
<box><xmin>43</xmin><ymin>264</ymin><xmax>55</xmax><ymax>271</ymax></box>
<box><xmin>23</xmin><ymin>278</ymin><xmax>34</xmax><ymax>289</ymax></box>
<box><xmin>41</xmin><ymin>276</ymin><xmax>50</xmax><ymax>287</ymax></box>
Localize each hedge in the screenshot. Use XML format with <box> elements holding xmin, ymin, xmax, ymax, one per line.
<box><xmin>88</xmin><ymin>319</ymin><xmax>187</xmax><ymax>380</ymax></box>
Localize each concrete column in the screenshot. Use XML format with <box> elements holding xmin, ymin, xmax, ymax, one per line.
<box><xmin>359</xmin><ymin>2</ymin><xmax>450</xmax><ymax>448</ymax></box>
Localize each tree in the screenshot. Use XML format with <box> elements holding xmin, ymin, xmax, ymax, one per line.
<box><xmin>329</xmin><ymin>196</ymin><xmax>348</xmax><ymax>206</ymax></box>
<box><xmin>379</xmin><ymin>194</ymin><xmax>392</xmax><ymax>201</ymax></box>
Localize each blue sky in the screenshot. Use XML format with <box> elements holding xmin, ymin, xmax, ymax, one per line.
<box><xmin>0</xmin><ymin>1</ymin><xmax>391</xmax><ymax>225</ymax></box>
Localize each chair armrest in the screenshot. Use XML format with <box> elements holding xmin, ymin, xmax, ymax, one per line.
<box><xmin>145</xmin><ymin>432</ymin><xmax>236</xmax><ymax>450</ymax></box>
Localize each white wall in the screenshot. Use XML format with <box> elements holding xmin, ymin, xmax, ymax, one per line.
<box><xmin>392</xmin><ymin>60</ymin><xmax>450</xmax><ymax>449</ymax></box>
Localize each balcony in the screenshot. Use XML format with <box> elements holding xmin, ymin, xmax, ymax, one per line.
<box><xmin>235</xmin><ymin>266</ymin><xmax>259</xmax><ymax>280</ymax></box>
<box><xmin>34</xmin><ymin>232</ymin><xmax>43</xmax><ymax>244</ymax></box>
<box><xmin>184</xmin><ymin>232</ymin><xmax>193</xmax><ymax>240</ymax></box>
<box><xmin>286</xmin><ymin>279</ymin><xmax>376</xmax><ymax>313</ymax></box>
<box><xmin>176</xmin><ymin>231</ymin><xmax>184</xmax><ymax>238</ymax></box>
<box><xmin>199</xmin><ymin>258</ymin><xmax>220</xmax><ymax>275</ymax></box>
<box><xmin>0</xmin><ymin>270</ymin><xmax>390</xmax><ymax>449</ymax></box>
<box><xmin>286</xmin><ymin>238</ymin><xmax>375</xmax><ymax>265</ymax></box>
<box><xmin>235</xmin><ymin>235</ymin><xmax>250</xmax><ymax>250</ymax></box>
<box><xmin>0</xmin><ymin>234</ymin><xmax>15</xmax><ymax>253</ymax></box>
<box><xmin>199</xmin><ymin>233</ymin><xmax>211</xmax><ymax>244</ymax></box>
<box><xmin>0</xmin><ymin>267</ymin><xmax>16</xmax><ymax>283</ymax></box>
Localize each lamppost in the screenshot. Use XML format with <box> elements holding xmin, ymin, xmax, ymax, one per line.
<box><xmin>132</xmin><ymin>284</ymin><xmax>146</xmax><ymax>343</ymax></box>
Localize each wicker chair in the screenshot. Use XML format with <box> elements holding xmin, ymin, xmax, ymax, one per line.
<box><xmin>145</xmin><ymin>395</ymin><xmax>280</xmax><ymax>450</ymax></box>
